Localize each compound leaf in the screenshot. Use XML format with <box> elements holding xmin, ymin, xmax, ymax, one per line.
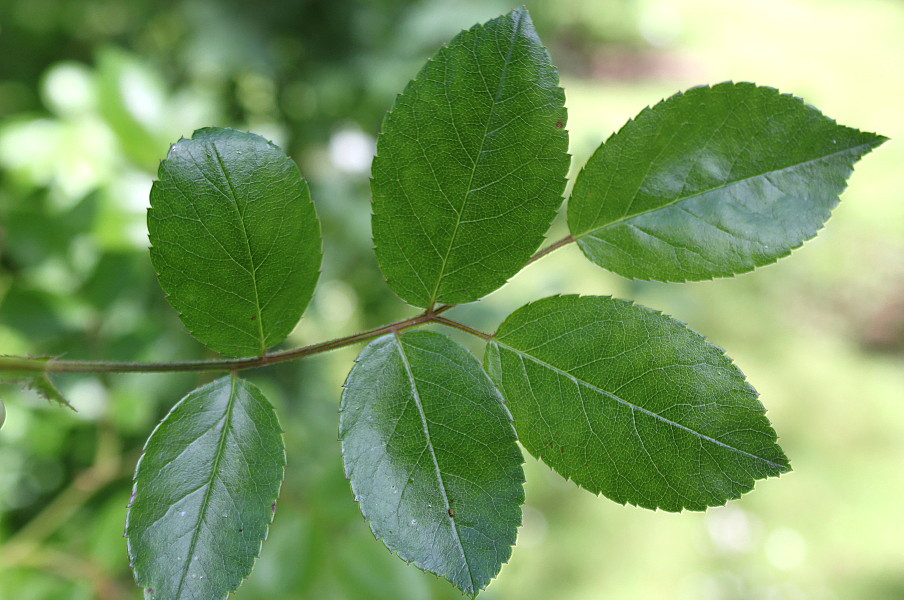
<box><xmin>372</xmin><ymin>7</ymin><xmax>569</xmax><ymax>307</ymax></box>
<box><xmin>126</xmin><ymin>375</ymin><xmax>285</xmax><ymax>600</ymax></box>
<box><xmin>340</xmin><ymin>331</ymin><xmax>524</xmax><ymax>596</ymax></box>
<box><xmin>567</xmin><ymin>82</ymin><xmax>886</xmax><ymax>281</ymax></box>
<box><xmin>485</xmin><ymin>295</ymin><xmax>789</xmax><ymax>512</ymax></box>
<box><xmin>149</xmin><ymin>127</ymin><xmax>321</xmax><ymax>356</ymax></box>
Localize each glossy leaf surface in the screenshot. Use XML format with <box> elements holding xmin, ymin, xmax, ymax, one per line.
<box><xmin>340</xmin><ymin>331</ymin><xmax>524</xmax><ymax>595</ymax></box>
<box><xmin>148</xmin><ymin>127</ymin><xmax>321</xmax><ymax>356</ymax></box>
<box><xmin>567</xmin><ymin>83</ymin><xmax>886</xmax><ymax>281</ymax></box>
<box><xmin>485</xmin><ymin>295</ymin><xmax>790</xmax><ymax>511</ymax></box>
<box><xmin>126</xmin><ymin>376</ymin><xmax>286</xmax><ymax>600</ymax></box>
<box><xmin>372</xmin><ymin>7</ymin><xmax>569</xmax><ymax>307</ymax></box>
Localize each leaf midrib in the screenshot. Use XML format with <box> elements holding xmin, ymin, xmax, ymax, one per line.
<box><xmin>393</xmin><ymin>334</ymin><xmax>476</xmax><ymax>591</ymax></box>
<box><xmin>211</xmin><ymin>144</ymin><xmax>266</xmax><ymax>353</ymax></box>
<box><xmin>429</xmin><ymin>9</ymin><xmax>524</xmax><ymax>306</ymax></box>
<box><xmin>574</xmin><ymin>140</ymin><xmax>878</xmax><ymax>238</ymax></box>
<box><xmin>490</xmin><ymin>340</ymin><xmax>787</xmax><ymax>470</ymax></box>
<box><xmin>174</xmin><ymin>376</ymin><xmax>239</xmax><ymax>596</ymax></box>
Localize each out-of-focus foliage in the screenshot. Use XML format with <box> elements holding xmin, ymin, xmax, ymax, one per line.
<box><xmin>0</xmin><ymin>0</ymin><xmax>902</xmax><ymax>599</ymax></box>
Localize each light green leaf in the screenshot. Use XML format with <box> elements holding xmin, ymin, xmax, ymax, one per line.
<box><xmin>485</xmin><ymin>295</ymin><xmax>789</xmax><ymax>512</ymax></box>
<box><xmin>340</xmin><ymin>331</ymin><xmax>524</xmax><ymax>596</ymax></box>
<box><xmin>96</xmin><ymin>47</ymin><xmax>169</xmax><ymax>170</ymax></box>
<box><xmin>148</xmin><ymin>127</ymin><xmax>321</xmax><ymax>356</ymax></box>
<box><xmin>371</xmin><ymin>7</ymin><xmax>569</xmax><ymax>307</ymax></box>
<box><xmin>126</xmin><ymin>375</ymin><xmax>286</xmax><ymax>600</ymax></box>
<box><xmin>567</xmin><ymin>82</ymin><xmax>886</xmax><ymax>281</ymax></box>
<box><xmin>25</xmin><ymin>372</ymin><xmax>72</xmax><ymax>410</ymax></box>
<box><xmin>0</xmin><ymin>355</ymin><xmax>73</xmax><ymax>411</ymax></box>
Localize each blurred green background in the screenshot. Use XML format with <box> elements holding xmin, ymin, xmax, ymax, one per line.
<box><xmin>1</xmin><ymin>0</ymin><xmax>902</xmax><ymax>598</ymax></box>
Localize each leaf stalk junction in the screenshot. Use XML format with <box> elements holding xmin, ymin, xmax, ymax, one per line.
<box><xmin>0</xmin><ymin>236</ymin><xmax>573</xmax><ymax>376</ymax></box>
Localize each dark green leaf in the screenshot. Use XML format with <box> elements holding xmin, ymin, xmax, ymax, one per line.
<box><xmin>340</xmin><ymin>331</ymin><xmax>524</xmax><ymax>595</ymax></box>
<box><xmin>485</xmin><ymin>295</ymin><xmax>789</xmax><ymax>512</ymax></box>
<box><xmin>126</xmin><ymin>375</ymin><xmax>286</xmax><ymax>600</ymax></box>
<box><xmin>148</xmin><ymin>127</ymin><xmax>321</xmax><ymax>356</ymax></box>
<box><xmin>371</xmin><ymin>7</ymin><xmax>569</xmax><ymax>307</ymax></box>
<box><xmin>567</xmin><ymin>82</ymin><xmax>886</xmax><ymax>281</ymax></box>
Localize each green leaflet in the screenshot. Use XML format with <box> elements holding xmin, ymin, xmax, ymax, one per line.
<box><xmin>371</xmin><ymin>7</ymin><xmax>569</xmax><ymax>308</ymax></box>
<box><xmin>23</xmin><ymin>372</ymin><xmax>70</xmax><ymax>410</ymax></box>
<box><xmin>485</xmin><ymin>295</ymin><xmax>790</xmax><ymax>512</ymax></box>
<box><xmin>0</xmin><ymin>355</ymin><xmax>73</xmax><ymax>410</ymax></box>
<box><xmin>126</xmin><ymin>375</ymin><xmax>286</xmax><ymax>600</ymax></box>
<box><xmin>567</xmin><ymin>83</ymin><xmax>886</xmax><ymax>282</ymax></box>
<box><xmin>340</xmin><ymin>331</ymin><xmax>524</xmax><ymax>596</ymax></box>
<box><xmin>148</xmin><ymin>127</ymin><xmax>321</xmax><ymax>357</ymax></box>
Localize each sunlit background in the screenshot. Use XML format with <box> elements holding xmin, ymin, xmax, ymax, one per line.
<box><xmin>1</xmin><ymin>0</ymin><xmax>902</xmax><ymax>598</ymax></box>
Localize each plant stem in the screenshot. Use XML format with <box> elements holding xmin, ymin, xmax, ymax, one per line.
<box><xmin>523</xmin><ymin>233</ymin><xmax>574</xmax><ymax>267</ymax></box>
<box><xmin>0</xmin><ymin>305</ymin><xmax>454</xmax><ymax>375</ymax></box>
<box><xmin>0</xmin><ymin>236</ymin><xmax>574</xmax><ymax>377</ymax></box>
<box><xmin>432</xmin><ymin>316</ymin><xmax>493</xmax><ymax>340</ymax></box>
